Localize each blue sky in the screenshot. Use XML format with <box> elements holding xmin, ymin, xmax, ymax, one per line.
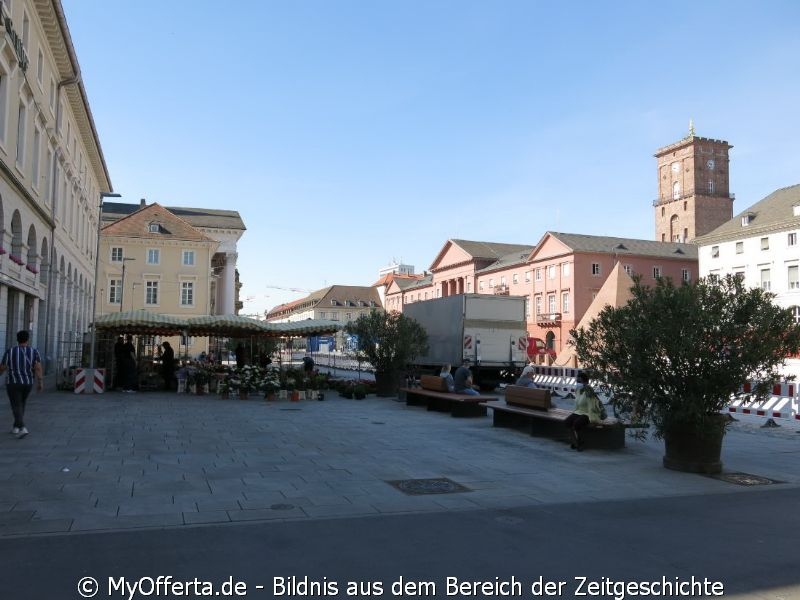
<box><xmin>61</xmin><ymin>1</ymin><xmax>800</xmax><ymax>316</ymax></box>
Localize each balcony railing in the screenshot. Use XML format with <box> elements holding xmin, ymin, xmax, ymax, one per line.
<box><xmin>536</xmin><ymin>312</ymin><xmax>561</xmax><ymax>326</ymax></box>
<box><xmin>653</xmin><ymin>190</ymin><xmax>735</xmax><ymax>207</ymax></box>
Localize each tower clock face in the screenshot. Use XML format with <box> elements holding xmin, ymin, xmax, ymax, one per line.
<box><xmin>707</xmin><ymin>159</ymin><xmax>715</xmax><ymax>170</ymax></box>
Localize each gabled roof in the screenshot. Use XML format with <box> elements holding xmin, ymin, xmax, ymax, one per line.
<box><xmin>532</xmin><ymin>232</ymin><xmax>697</xmax><ymax>261</ymax></box>
<box><xmin>371</xmin><ymin>272</ymin><xmax>424</xmax><ymax>287</ymax></box>
<box><xmin>102</xmin><ymin>202</ymin><xmax>217</xmax><ymax>242</ymax></box>
<box><xmin>475</xmin><ymin>248</ymin><xmax>533</xmax><ymax>275</ymax></box>
<box><xmin>430</xmin><ymin>239</ymin><xmax>532</xmax><ymax>271</ymax></box>
<box><xmin>102</xmin><ymin>202</ymin><xmax>246</xmax><ymax>230</ymax></box>
<box><xmin>266</xmin><ymin>285</ymin><xmax>382</xmax><ymax>318</ymax></box>
<box><xmin>399</xmin><ymin>273</ymin><xmax>434</xmax><ymax>291</ymax></box>
<box><xmin>693</xmin><ymin>184</ymin><xmax>800</xmax><ymax>245</ymax></box>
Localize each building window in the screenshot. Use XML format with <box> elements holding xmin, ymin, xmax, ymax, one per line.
<box><xmin>512</xmin><ymin>273</ymin><xmax>518</xmax><ymax>285</ymax></box>
<box><xmin>789</xmin><ymin>233</ymin><xmax>797</xmax><ymax>246</ymax></box>
<box><xmin>623</xmin><ymin>264</ymin><xmax>633</xmax><ymax>276</ymax></box>
<box><xmin>435</xmin><ymin>289</ymin><xmax>440</xmax><ymax>298</ymax></box>
<box><xmin>562</xmin><ymin>263</ymin><xmax>570</xmax><ymax>277</ymax></box>
<box><xmin>180</xmin><ymin>281</ymin><xmax>194</xmax><ymax>306</ymax></box>
<box><xmin>683</xmin><ymin>228</ymin><xmax>688</xmax><ymax>241</ymax></box>
<box><xmin>761</xmin><ymin>237</ymin><xmax>769</xmax><ymax>251</ymax></box>
<box><xmin>466</xmin><ymin>281</ymin><xmax>472</xmax><ymax>292</ymax></box>
<box><xmin>145</xmin><ymin>281</ymin><xmax>159</xmax><ymax>305</ymax></box>
<box><xmin>591</xmin><ymin>263</ymin><xmax>601</xmax><ymax>276</ymax></box>
<box><xmin>111</xmin><ymin>247</ymin><xmax>123</xmax><ymax>262</ymax></box>
<box><xmin>735</xmin><ymin>241</ymin><xmax>743</xmax><ymax>254</ymax></box>
<box><xmin>319</xmin><ymin>311</ymin><xmax>326</xmax><ymax>319</ymax></box>
<box><xmin>653</xmin><ymin>266</ymin><xmax>662</xmax><ymax>279</ymax></box>
<box><xmin>711</xmin><ymin>246</ymin><xmax>719</xmax><ymax>258</ymax></box>
<box><xmin>330</xmin><ymin>313</ymin><xmax>339</xmax><ymax>321</ymax></box>
<box><xmin>109</xmin><ymin>279</ymin><xmax>121</xmax><ymax>304</ymax></box>
<box><xmin>672</xmin><ymin>182</ymin><xmax>680</xmax><ymax>200</ymax></box>
<box><xmin>524</xmin><ymin>297</ymin><xmax>530</xmax><ymax>317</ymax></box>
<box><xmin>561</xmin><ymin>291</ymin><xmax>570</xmax><ymax>314</ymax></box>
<box><xmin>525</xmin><ymin>271</ymin><xmax>531</xmax><ymax>283</ymax></box>
<box><xmin>792</xmin><ymin>306</ymin><xmax>800</xmax><ymax>325</ymax></box>
<box><xmin>547</xmin><ymin>265</ymin><xmax>555</xmax><ymax>279</ymax></box>
<box><xmin>36</xmin><ymin>47</ymin><xmax>42</xmax><ymax>85</ymax></box>
<box><xmin>789</xmin><ymin>265</ymin><xmax>799</xmax><ymax>290</ymax></box>
<box><xmin>682</xmin><ymin>268</ymin><xmax>690</xmax><ymax>282</ymax></box>
<box><xmin>31</xmin><ymin>126</ymin><xmax>40</xmax><ymax>188</ymax></box>
<box><xmin>500</xmin><ymin>276</ymin><xmax>506</xmax><ymax>286</ymax></box>
<box><xmin>547</xmin><ymin>294</ymin><xmax>556</xmax><ymax>314</ymax></box>
<box><xmin>708</xmin><ymin>181</ymin><xmax>714</xmax><ymax>194</ymax></box>
<box><xmin>683</xmin><ymin>201</ymin><xmax>687</xmax><ymax>211</ymax></box>
<box><xmin>48</xmin><ymin>78</ymin><xmax>55</xmax><ymax>112</ymax></box>
<box><xmin>345</xmin><ymin>312</ymin><xmax>352</xmax><ymax>321</ymax></box>
<box><xmin>489</xmin><ymin>278</ymin><xmax>494</xmax><ymax>288</ymax></box>
<box><xmin>149</xmin><ymin>223</ymin><xmax>161</xmax><ymax>233</ymax></box>
<box><xmin>147</xmin><ymin>249</ymin><xmax>160</xmax><ymax>264</ymax></box>
<box><xmin>15</xmin><ymin>101</ymin><xmax>26</xmax><ymax>166</ymax></box>
<box><xmin>535</xmin><ymin>268</ymin><xmax>541</xmax><ymax>281</ymax></box>
<box><xmin>534</xmin><ymin>295</ymin><xmax>541</xmax><ymax>315</ymax></box>
<box><xmin>182</xmin><ymin>250</ymin><xmax>195</xmax><ymax>266</ymax></box>
<box><xmin>734</xmin><ymin>271</ymin><xmax>745</xmax><ymax>284</ymax></box>
<box><xmin>479</xmin><ymin>281</ymin><xmax>484</xmax><ymax>291</ymax></box>
<box><xmin>760</xmin><ymin>269</ymin><xmax>771</xmax><ymax>291</ymax></box>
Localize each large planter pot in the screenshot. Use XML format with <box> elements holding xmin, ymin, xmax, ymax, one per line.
<box><xmin>662</xmin><ymin>416</ymin><xmax>726</xmax><ymax>474</ymax></box>
<box><xmin>374</xmin><ymin>370</ymin><xmax>401</xmax><ymax>397</ymax></box>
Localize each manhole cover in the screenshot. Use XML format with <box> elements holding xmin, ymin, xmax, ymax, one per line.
<box><xmin>708</xmin><ymin>472</ymin><xmax>784</xmax><ymax>486</ymax></box>
<box><xmin>270</xmin><ymin>503</ymin><xmax>296</xmax><ymax>510</ymax></box>
<box><xmin>386</xmin><ymin>478</ymin><xmax>470</xmax><ymax>495</ymax></box>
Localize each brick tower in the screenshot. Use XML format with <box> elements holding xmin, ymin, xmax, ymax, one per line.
<box><xmin>654</xmin><ymin>122</ymin><xmax>734</xmax><ymax>242</ymax></box>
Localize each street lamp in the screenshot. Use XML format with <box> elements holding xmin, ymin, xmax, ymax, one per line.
<box><xmin>119</xmin><ymin>257</ymin><xmax>136</xmax><ymax>312</ymax></box>
<box><xmin>89</xmin><ymin>191</ymin><xmax>122</xmax><ymax>389</ymax></box>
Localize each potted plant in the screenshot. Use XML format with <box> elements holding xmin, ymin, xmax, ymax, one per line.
<box><xmin>571</xmin><ymin>274</ymin><xmax>800</xmax><ymax>473</ymax></box>
<box><xmin>218</xmin><ymin>377</ymin><xmax>231</xmax><ymax>400</ymax></box>
<box><xmin>261</xmin><ymin>367</ymin><xmax>281</xmax><ymax>401</ymax></box>
<box><xmin>346</xmin><ymin>309</ymin><xmax>428</xmax><ymax>397</ymax></box>
<box><xmin>353</xmin><ymin>383</ymin><xmax>367</xmax><ymax>400</ymax></box>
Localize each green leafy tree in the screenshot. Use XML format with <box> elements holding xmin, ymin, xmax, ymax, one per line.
<box><xmin>346</xmin><ymin>310</ymin><xmax>429</xmax><ymax>395</ymax></box>
<box><xmin>571</xmin><ymin>274</ymin><xmax>800</xmax><ymax>438</ymax></box>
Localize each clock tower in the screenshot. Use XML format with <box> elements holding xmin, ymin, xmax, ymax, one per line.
<box><xmin>654</xmin><ymin>123</ymin><xmax>734</xmax><ymax>242</ymax></box>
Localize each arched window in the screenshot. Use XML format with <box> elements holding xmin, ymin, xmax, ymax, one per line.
<box><xmin>672</xmin><ymin>182</ymin><xmax>680</xmax><ymax>200</ymax></box>
<box><xmin>26</xmin><ymin>224</ymin><xmax>37</xmax><ymax>273</ymax></box>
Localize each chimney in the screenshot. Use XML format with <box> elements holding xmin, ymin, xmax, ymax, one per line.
<box><xmin>140</xmin><ymin>198</ymin><xmax>146</xmax><ymax>208</ymax></box>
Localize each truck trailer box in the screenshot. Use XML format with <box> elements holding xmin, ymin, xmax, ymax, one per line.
<box><xmin>404</xmin><ymin>294</ymin><xmax>528</xmax><ymax>369</ymax></box>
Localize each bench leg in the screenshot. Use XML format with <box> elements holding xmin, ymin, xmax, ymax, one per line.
<box><xmin>406</xmin><ymin>393</ymin><xmax>427</xmax><ymax>407</ymax></box>
<box><xmin>582</xmin><ymin>425</ymin><xmax>626</xmax><ymax>450</ymax></box>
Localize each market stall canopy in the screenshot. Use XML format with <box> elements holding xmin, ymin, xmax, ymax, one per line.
<box><xmin>264</xmin><ymin>319</ymin><xmax>344</xmax><ymax>337</ymax></box>
<box><xmin>93</xmin><ymin>310</ymin><xmax>187</xmax><ymax>335</ymax></box>
<box><xmin>186</xmin><ymin>314</ymin><xmax>267</xmax><ymax>337</ymax></box>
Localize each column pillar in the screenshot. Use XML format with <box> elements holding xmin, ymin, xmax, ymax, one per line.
<box><xmin>220</xmin><ymin>252</ymin><xmax>237</xmax><ymax>315</ymax></box>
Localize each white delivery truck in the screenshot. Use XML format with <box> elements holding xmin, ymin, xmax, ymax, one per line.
<box><xmin>403</xmin><ymin>294</ymin><xmax>529</xmax><ymax>388</ymax></box>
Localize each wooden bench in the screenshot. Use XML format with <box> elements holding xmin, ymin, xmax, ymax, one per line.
<box><xmin>482</xmin><ymin>386</ymin><xmax>625</xmax><ymax>449</ymax></box>
<box><xmin>399</xmin><ymin>375</ymin><xmax>498</xmax><ymax>417</ymax></box>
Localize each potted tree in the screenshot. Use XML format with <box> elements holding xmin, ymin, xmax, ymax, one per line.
<box><xmin>346</xmin><ymin>309</ymin><xmax>429</xmax><ymax>397</ymax></box>
<box><xmin>572</xmin><ymin>274</ymin><xmax>800</xmax><ymax>473</ymax></box>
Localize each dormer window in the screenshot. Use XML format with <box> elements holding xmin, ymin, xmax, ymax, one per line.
<box><xmin>741</xmin><ymin>213</ymin><xmax>754</xmax><ymax>226</ymax></box>
<box><xmin>149</xmin><ymin>223</ymin><xmax>161</xmax><ymax>233</ymax></box>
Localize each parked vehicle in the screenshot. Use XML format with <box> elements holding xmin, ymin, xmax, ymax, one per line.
<box><xmin>527</xmin><ymin>337</ymin><xmax>555</xmax><ymax>362</ymax></box>
<box><xmin>404</xmin><ymin>294</ymin><xmax>529</xmax><ymax>388</ymax></box>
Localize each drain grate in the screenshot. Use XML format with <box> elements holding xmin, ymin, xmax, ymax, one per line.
<box><xmin>386</xmin><ymin>477</ymin><xmax>470</xmax><ymax>495</ymax></box>
<box><xmin>270</xmin><ymin>503</ymin><xmax>296</xmax><ymax>510</ymax></box>
<box><xmin>708</xmin><ymin>472</ymin><xmax>784</xmax><ymax>486</ymax></box>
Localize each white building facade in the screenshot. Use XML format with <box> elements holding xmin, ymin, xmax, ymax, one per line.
<box><xmin>0</xmin><ymin>0</ymin><xmax>112</xmax><ymax>375</ymax></box>
<box><xmin>696</xmin><ymin>184</ymin><xmax>800</xmax><ymax>375</ymax></box>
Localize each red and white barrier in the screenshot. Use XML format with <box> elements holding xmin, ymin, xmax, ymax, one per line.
<box><xmin>74</xmin><ymin>368</ymin><xmax>105</xmax><ymax>394</ymax></box>
<box><xmin>730</xmin><ymin>380</ymin><xmax>798</xmax><ymax>421</ymax></box>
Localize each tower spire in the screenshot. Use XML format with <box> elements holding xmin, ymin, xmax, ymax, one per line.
<box><xmin>688</xmin><ymin>118</ymin><xmax>695</xmax><ymax>138</ymax></box>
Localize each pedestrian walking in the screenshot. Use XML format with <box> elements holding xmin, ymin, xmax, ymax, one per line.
<box><xmin>160</xmin><ymin>341</ymin><xmax>176</xmax><ymax>391</ymax></box>
<box><xmin>0</xmin><ymin>330</ymin><xmax>43</xmax><ymax>438</ymax></box>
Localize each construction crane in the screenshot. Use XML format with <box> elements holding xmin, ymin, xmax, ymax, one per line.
<box><xmin>263</xmin><ymin>285</ymin><xmax>313</xmax><ymax>293</ymax></box>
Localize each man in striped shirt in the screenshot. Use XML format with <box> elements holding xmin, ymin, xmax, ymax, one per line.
<box><xmin>0</xmin><ymin>330</ymin><xmax>43</xmax><ymax>438</ymax></box>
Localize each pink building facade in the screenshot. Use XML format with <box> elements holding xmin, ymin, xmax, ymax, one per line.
<box><xmin>383</xmin><ymin>235</ymin><xmax>698</xmax><ymax>357</ymax></box>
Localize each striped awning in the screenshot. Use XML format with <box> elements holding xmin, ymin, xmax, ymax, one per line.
<box><xmin>263</xmin><ymin>319</ymin><xmax>343</xmax><ymax>337</ymax></box>
<box><xmin>93</xmin><ymin>310</ymin><xmax>187</xmax><ymax>335</ymax></box>
<box><xmin>186</xmin><ymin>314</ymin><xmax>267</xmax><ymax>337</ymax></box>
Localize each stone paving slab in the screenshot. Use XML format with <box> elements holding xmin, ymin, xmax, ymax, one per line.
<box><xmin>0</xmin><ymin>388</ymin><xmax>798</xmax><ymax>537</ymax></box>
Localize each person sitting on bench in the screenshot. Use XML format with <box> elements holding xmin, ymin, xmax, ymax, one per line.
<box><xmin>453</xmin><ymin>359</ymin><xmax>480</xmax><ymax>396</ymax></box>
<box><xmin>565</xmin><ymin>372</ymin><xmax>603</xmax><ymax>451</ymax></box>
<box><xmin>440</xmin><ymin>364</ymin><xmax>455</xmax><ymax>392</ymax></box>
<box><xmin>515</xmin><ymin>365</ymin><xmax>539</xmax><ymax>388</ymax></box>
